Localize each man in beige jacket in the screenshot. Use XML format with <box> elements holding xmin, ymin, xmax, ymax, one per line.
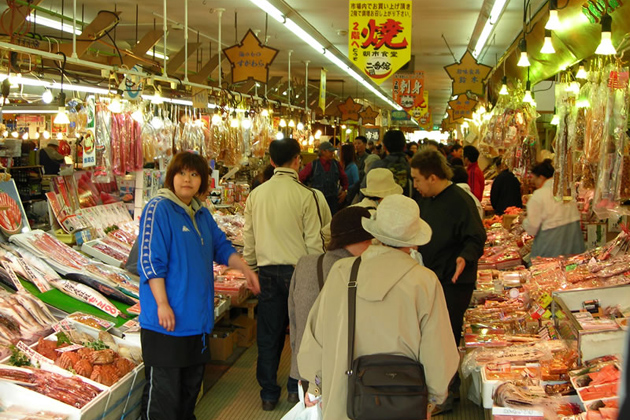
<box><xmin>244</xmin><ymin>138</ymin><xmax>332</xmax><ymax>411</ymax></box>
<box><xmin>298</xmin><ymin>195</ymin><xmax>459</xmax><ymax>419</ymax></box>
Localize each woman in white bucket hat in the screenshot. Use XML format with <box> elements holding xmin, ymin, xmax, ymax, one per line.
<box><xmin>299</xmin><ymin>194</ymin><xmax>459</xmax><ymax>420</ymax></box>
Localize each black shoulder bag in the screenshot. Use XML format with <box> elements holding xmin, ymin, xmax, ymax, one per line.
<box><xmin>346</xmin><ymin>257</ymin><xmax>429</xmax><ymax>420</ymax></box>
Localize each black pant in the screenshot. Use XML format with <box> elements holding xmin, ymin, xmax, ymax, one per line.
<box><xmin>441</xmin><ymin>281</ymin><xmax>475</xmax><ymax>344</ymax></box>
<box><xmin>257</xmin><ymin>265</ymin><xmax>299</xmax><ymax>402</ymax></box>
<box><xmin>141</xmin><ymin>364</ymin><xmax>205</xmax><ymax>420</ymax></box>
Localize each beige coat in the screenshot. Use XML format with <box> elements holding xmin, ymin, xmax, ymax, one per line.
<box><xmin>298</xmin><ymin>245</ymin><xmax>459</xmax><ymax>420</ymax></box>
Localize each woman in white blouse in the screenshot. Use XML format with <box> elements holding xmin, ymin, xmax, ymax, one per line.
<box><xmin>523</xmin><ymin>159</ymin><xmax>585</xmax><ymax>259</ymax></box>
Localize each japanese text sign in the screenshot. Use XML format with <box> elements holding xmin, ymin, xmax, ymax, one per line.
<box><xmin>319</xmin><ymin>68</ymin><xmax>327</xmax><ymax>113</ymax></box>
<box><xmin>392</xmin><ymin>72</ymin><xmax>427</xmax><ymax>117</ymax></box>
<box><xmin>417</xmin><ymin>110</ymin><xmax>432</xmax><ymax>131</ymax></box>
<box><xmin>448</xmin><ymin>95</ymin><xmax>478</xmax><ymax>121</ymax></box>
<box><xmin>360</xmin><ymin>106</ymin><xmax>379</xmax><ymax>125</ymax></box>
<box><xmin>223</xmin><ymin>29</ymin><xmax>279</xmax><ymax>84</ymax></box>
<box><xmin>444</xmin><ymin>51</ymin><xmax>492</xmax><ymax>97</ymax></box>
<box><xmin>338</xmin><ymin>97</ymin><xmax>363</xmax><ymax>122</ymax></box>
<box><xmin>349</xmin><ymin>0</ymin><xmax>412</xmax><ymax>85</ymax></box>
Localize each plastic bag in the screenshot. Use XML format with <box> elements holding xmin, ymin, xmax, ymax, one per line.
<box><xmin>280</xmin><ymin>384</ymin><xmax>322</xmax><ymax>420</ymax></box>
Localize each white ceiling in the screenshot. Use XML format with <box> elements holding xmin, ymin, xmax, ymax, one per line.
<box><xmin>4</xmin><ymin>0</ymin><xmax>547</xmax><ymax>125</ymax></box>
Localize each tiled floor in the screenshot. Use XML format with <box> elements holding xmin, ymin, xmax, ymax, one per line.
<box><xmin>195</xmin><ymin>339</ymin><xmax>486</xmax><ymax>420</ymax></box>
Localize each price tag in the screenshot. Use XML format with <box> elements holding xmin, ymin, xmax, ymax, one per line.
<box><xmin>537</xmin><ymin>292</ymin><xmax>553</xmax><ymax>309</ymax></box>
<box><xmin>565</xmin><ymin>264</ymin><xmax>578</xmax><ymax>272</ymax></box>
<box><xmin>55</xmin><ymin>344</ymin><xmax>84</xmax><ymax>353</ymax></box>
<box><xmin>1</xmin><ymin>261</ymin><xmax>25</xmax><ymax>292</ymax></box>
<box><xmin>16</xmin><ymin>341</ymin><xmax>55</xmax><ymax>366</ymax></box>
<box><xmin>15</xmin><ymin>257</ymin><xmax>48</xmax><ymax>292</ymax></box>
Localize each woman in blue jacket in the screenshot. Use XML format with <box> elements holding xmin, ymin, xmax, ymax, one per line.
<box><xmin>138</xmin><ymin>152</ymin><xmax>259</xmax><ymax>420</ymax></box>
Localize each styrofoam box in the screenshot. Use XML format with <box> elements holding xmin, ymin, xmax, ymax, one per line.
<box><xmin>82</xmin><ymin>239</ymin><xmax>124</xmax><ymax>267</ymax></box>
<box><xmin>480</xmin><ymin>366</ymin><xmax>565</xmax><ymax>409</ymax></box>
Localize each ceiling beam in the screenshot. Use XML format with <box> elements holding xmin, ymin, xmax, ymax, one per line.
<box><xmin>189</xmin><ymin>55</ymin><xmax>219</xmax><ymax>84</ymax></box>
<box><xmin>166</xmin><ymin>43</ymin><xmax>201</xmax><ymax>75</ymax></box>
<box><xmin>123</xmin><ymin>30</ymin><xmax>163</xmax><ymax>69</ymax></box>
<box><xmin>56</xmin><ymin>11</ymin><xmax>121</xmax><ymax>57</ymax></box>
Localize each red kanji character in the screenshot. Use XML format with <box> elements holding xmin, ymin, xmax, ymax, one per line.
<box><xmin>361</xmin><ymin>19</ymin><xmax>408</xmax><ymax>50</ymax></box>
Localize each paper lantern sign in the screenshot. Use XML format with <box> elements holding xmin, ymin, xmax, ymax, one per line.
<box><xmin>223</xmin><ymin>29</ymin><xmax>279</xmax><ymax>84</ymax></box>
<box><xmin>448</xmin><ymin>95</ymin><xmax>478</xmax><ymax>121</ymax></box>
<box><xmin>360</xmin><ymin>106</ymin><xmax>379</xmax><ymax>125</ymax></box>
<box><xmin>338</xmin><ymin>97</ymin><xmax>363</xmax><ymax>122</ymax></box>
<box><xmin>349</xmin><ymin>0</ymin><xmax>412</xmax><ymax>85</ymax></box>
<box><xmin>444</xmin><ymin>50</ymin><xmax>492</xmax><ymax>97</ymax></box>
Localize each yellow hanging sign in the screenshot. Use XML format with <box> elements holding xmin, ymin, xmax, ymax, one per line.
<box><xmin>319</xmin><ymin>68</ymin><xmax>327</xmax><ymax>113</ymax></box>
<box><xmin>349</xmin><ymin>0</ymin><xmax>412</xmax><ymax>85</ymax></box>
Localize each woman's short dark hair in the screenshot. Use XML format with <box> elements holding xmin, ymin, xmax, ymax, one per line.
<box><xmin>164</xmin><ymin>152</ymin><xmax>210</xmax><ymax>197</ymax></box>
<box><xmin>410</xmin><ymin>150</ymin><xmax>453</xmax><ymax>180</ymax></box>
<box><xmin>341</xmin><ymin>144</ymin><xmax>356</xmax><ymax>167</ymax></box>
<box><xmin>531</xmin><ymin>159</ymin><xmax>555</xmax><ymax>179</ymax></box>
<box><xmin>269</xmin><ymin>138</ymin><xmax>301</xmax><ymax>167</ymax></box>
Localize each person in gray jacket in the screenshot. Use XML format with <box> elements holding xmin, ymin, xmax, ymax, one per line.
<box><xmin>288</xmin><ymin>206</ymin><xmax>374</xmax><ymax>391</ymax></box>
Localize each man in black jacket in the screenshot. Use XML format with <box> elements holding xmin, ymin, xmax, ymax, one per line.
<box><xmin>490</xmin><ymin>157</ymin><xmax>523</xmax><ymax>215</ymax></box>
<box><xmin>411</xmin><ymin>150</ymin><xmax>486</xmax><ymax>414</ymax></box>
<box><xmin>367</xmin><ymin>130</ymin><xmax>413</xmax><ymax>197</ymax></box>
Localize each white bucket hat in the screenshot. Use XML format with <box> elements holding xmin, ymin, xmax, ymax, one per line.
<box><xmin>360</xmin><ymin>168</ymin><xmax>404</xmax><ymax>198</ymax></box>
<box><xmin>361</xmin><ymin>195</ymin><xmax>432</xmax><ymax>247</ymax></box>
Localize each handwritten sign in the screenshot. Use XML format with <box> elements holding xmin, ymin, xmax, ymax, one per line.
<box><xmin>360</xmin><ymin>106</ymin><xmax>379</xmax><ymax>125</ymax></box>
<box><xmin>392</xmin><ymin>72</ymin><xmax>427</xmax><ymax>118</ymax></box>
<box><xmin>192</xmin><ymin>87</ymin><xmax>208</xmax><ymax>109</ymax></box>
<box><xmin>338</xmin><ymin>97</ymin><xmax>363</xmax><ymax>122</ymax></box>
<box><xmin>448</xmin><ymin>95</ymin><xmax>478</xmax><ymax>121</ymax></box>
<box><xmin>223</xmin><ymin>29</ymin><xmax>279</xmax><ymax>84</ymax></box>
<box><xmin>349</xmin><ymin>0</ymin><xmax>412</xmax><ymax>85</ymax></box>
<box><xmin>444</xmin><ymin>50</ymin><xmax>492</xmax><ymax>97</ymax></box>
<box><xmin>2</xmin><ymin>261</ymin><xmax>24</xmax><ymax>292</ymax></box>
<box><xmin>17</xmin><ymin>340</ymin><xmax>55</xmax><ymax>367</ymax></box>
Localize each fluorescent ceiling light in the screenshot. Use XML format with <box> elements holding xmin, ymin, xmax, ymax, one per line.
<box><xmin>51</xmin><ymin>81</ymin><xmax>110</xmax><ymax>94</ymax></box>
<box><xmin>285</xmin><ymin>18</ymin><xmax>324</xmax><ymax>54</ymax></box>
<box><xmin>249</xmin><ymin>0</ymin><xmax>284</xmax><ymax>23</ymax></box>
<box><xmin>473</xmin><ymin>0</ymin><xmax>508</xmax><ymax>58</ymax></box>
<box><xmin>147</xmin><ymin>50</ymin><xmax>170</xmax><ymax>60</ymax></box>
<box><xmin>1</xmin><ymin>108</ymin><xmax>58</xmax><ymax>114</ymax></box>
<box><xmin>26</xmin><ymin>15</ymin><xmax>82</xmax><ymax>35</ymax></box>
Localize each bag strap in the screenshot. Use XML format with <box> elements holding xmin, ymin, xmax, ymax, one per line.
<box><xmin>346</xmin><ymin>257</ymin><xmax>362</xmax><ymax>376</ymax></box>
<box><xmin>316</xmin><ymin>254</ymin><xmax>325</xmax><ymax>291</ymax></box>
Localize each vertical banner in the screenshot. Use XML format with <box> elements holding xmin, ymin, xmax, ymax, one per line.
<box><xmin>349</xmin><ymin>0</ymin><xmax>412</xmax><ymax>85</ymax></box>
<box><xmin>82</xmin><ymin>128</ymin><xmax>96</xmax><ymax>168</ymax></box>
<box><xmin>319</xmin><ymin>68</ymin><xmax>327</xmax><ymax>113</ymax></box>
<box><xmin>392</xmin><ymin>72</ymin><xmax>426</xmax><ymax>118</ymax></box>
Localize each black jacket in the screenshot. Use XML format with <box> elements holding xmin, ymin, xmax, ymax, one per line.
<box><xmin>490</xmin><ymin>169</ymin><xmax>523</xmax><ymax>215</ymax></box>
<box><xmin>417</xmin><ymin>184</ymin><xmax>486</xmax><ymax>285</ymax></box>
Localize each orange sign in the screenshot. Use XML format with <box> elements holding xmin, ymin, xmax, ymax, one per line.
<box><xmin>360</xmin><ymin>106</ymin><xmax>379</xmax><ymax>125</ymax></box>
<box><xmin>417</xmin><ymin>110</ymin><xmax>432</xmax><ymax>131</ymax></box>
<box><xmin>223</xmin><ymin>29</ymin><xmax>279</xmax><ymax>84</ymax></box>
<box><xmin>444</xmin><ymin>50</ymin><xmax>492</xmax><ymax>96</ymax></box>
<box><xmin>392</xmin><ymin>72</ymin><xmax>428</xmax><ymax>118</ymax></box>
<box><xmin>338</xmin><ymin>97</ymin><xmax>363</xmax><ymax>122</ymax></box>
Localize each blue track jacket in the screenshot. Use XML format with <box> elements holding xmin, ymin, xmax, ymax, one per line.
<box><xmin>138</xmin><ymin>189</ymin><xmax>236</xmax><ymax>336</ymax></box>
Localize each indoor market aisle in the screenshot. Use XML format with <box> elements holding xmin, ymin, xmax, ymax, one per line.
<box><xmin>195</xmin><ymin>338</ymin><xmax>486</xmax><ymax>420</ymax></box>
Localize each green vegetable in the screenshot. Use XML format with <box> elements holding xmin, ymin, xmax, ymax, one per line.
<box><xmin>85</xmin><ymin>340</ymin><xmax>109</xmax><ymax>350</ymax></box>
<box><xmin>8</xmin><ymin>345</ymin><xmax>31</xmax><ymax>367</ymax></box>
<box><xmin>57</xmin><ymin>331</ymin><xmax>72</xmax><ymax>346</ymax></box>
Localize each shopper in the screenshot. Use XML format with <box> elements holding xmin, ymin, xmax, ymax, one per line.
<box><xmin>298</xmin><ymin>195</ymin><xmax>459</xmax><ymax>420</ymax></box>
<box><xmin>366</xmin><ymin>130</ymin><xmax>413</xmax><ymax>197</ymax></box>
<box><xmin>353</xmin><ymin>135</ymin><xmax>370</xmax><ymax>180</ymax></box>
<box><xmin>356</xmin><ymin>168</ymin><xmax>403</xmax><ymax>212</ymax></box>
<box><xmin>523</xmin><ymin>159</ymin><xmax>585</xmax><ymax>259</ymax></box>
<box><xmin>463</xmin><ymin>145</ymin><xmax>485</xmax><ymax>201</ymax></box>
<box><xmin>448</xmin><ymin>144</ymin><xmax>463</xmax><ymax>164</ymax></box>
<box><xmin>451</xmin><ymin>165</ymin><xmax>484</xmax><ymax>220</ymax></box>
<box><xmin>407</xmin><ymin>141</ymin><xmax>418</xmax><ymax>154</ymax></box>
<box><xmin>490</xmin><ymin>157</ymin><xmax>523</xmax><ymax>215</ymax></box>
<box><xmin>39</xmin><ymin>140</ymin><xmax>64</xmax><ymax>174</ymax></box>
<box><xmin>244</xmin><ymin>138</ymin><xmax>332</xmax><ymax>411</ymax></box>
<box><xmin>288</xmin><ymin>207</ymin><xmax>374</xmax><ymax>391</ymax></box>
<box><xmin>340</xmin><ymin>143</ymin><xmax>359</xmax><ymax>203</ymax></box>
<box><xmin>411</xmin><ymin>150</ymin><xmax>486</xmax><ymax>414</ymax></box>
<box><xmin>138</xmin><ymin>151</ymin><xmax>259</xmax><ymax>420</ymax></box>
<box><xmin>299</xmin><ymin>141</ymin><xmax>349</xmax><ymax>215</ymax></box>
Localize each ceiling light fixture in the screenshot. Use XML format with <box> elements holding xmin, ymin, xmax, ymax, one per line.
<box><xmin>241</xmin><ymin>116</ymin><xmax>252</xmax><ymax>129</ymax></box>
<box><xmin>288</xmin><ymin>119</ymin><xmax>295</xmax><ymax>128</ymax></box>
<box><xmin>522</xmin><ymin>81</ymin><xmax>534</xmax><ymax>104</ymax></box>
<box><xmin>540</xmin><ymin>30</ymin><xmax>555</xmax><ymax>54</ymax></box>
<box><xmin>576</xmin><ymin>64</ymin><xmax>588</xmax><ymax>80</ymax></box>
<box><xmin>545</xmin><ymin>0</ymin><xmax>561</xmax><ymax>30</ymax></box>
<box><xmin>550</xmin><ymin>113</ymin><xmax>560</xmax><ymax>125</ymax></box>
<box><xmin>297</xmin><ymin>121</ymin><xmax>304</xmax><ymax>130</ymax></box>
<box><xmin>595</xmin><ymin>14</ymin><xmax>616</xmax><ymax>55</ymax></box>
<box><xmin>41</xmin><ymin>89</ymin><xmax>54</xmax><ymax>104</ymax></box>
<box><xmin>54</xmin><ymin>92</ymin><xmax>69</xmax><ymax>125</ymax></box>
<box><xmin>472</xmin><ymin>0</ymin><xmax>509</xmax><ymax>58</ymax></box>
<box><xmin>276</xmin><ymin>131</ymin><xmax>284</xmax><ymax>140</ymax></box>
<box><xmin>279</xmin><ymin>118</ymin><xmax>287</xmax><ymax>127</ymax></box>
<box><xmin>26</xmin><ymin>14</ymin><xmax>82</xmax><ymax>35</ymax></box>
<box><xmin>499</xmin><ymin>76</ymin><xmax>509</xmax><ymax>95</ymax></box>
<box><xmin>261</xmin><ymin>109</ymin><xmax>270</xmax><ymax>117</ymax></box>
<box><xmin>517</xmin><ymin>38</ymin><xmax>530</xmax><ymax>67</ymax></box>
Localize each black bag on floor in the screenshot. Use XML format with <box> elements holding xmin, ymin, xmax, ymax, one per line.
<box><xmin>345</xmin><ymin>257</ymin><xmax>428</xmax><ymax>420</ymax></box>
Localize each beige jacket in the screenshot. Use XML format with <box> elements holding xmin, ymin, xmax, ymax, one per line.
<box><xmin>243</xmin><ymin>167</ymin><xmax>332</xmax><ymax>268</ymax></box>
<box><xmin>298</xmin><ymin>245</ymin><xmax>459</xmax><ymax>419</ymax></box>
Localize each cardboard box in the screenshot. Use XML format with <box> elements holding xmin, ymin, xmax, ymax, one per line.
<box><xmin>214</xmin><ymin>327</ymin><xmax>238</xmax><ymax>351</ymax></box>
<box><xmin>232</xmin><ymin>315</ymin><xmax>257</xmax><ymax>347</ymax></box>
<box><xmin>209</xmin><ymin>331</ymin><xmax>234</xmax><ymax>361</ymax></box>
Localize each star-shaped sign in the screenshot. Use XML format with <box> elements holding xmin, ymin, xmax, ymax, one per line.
<box><xmin>444</xmin><ymin>50</ymin><xmax>492</xmax><ymax>96</ymax></box>
<box><xmin>338</xmin><ymin>97</ymin><xmax>362</xmax><ymax>122</ymax></box>
<box><xmin>446</xmin><ymin>108</ymin><xmax>464</xmax><ymax>124</ymax></box>
<box><xmin>223</xmin><ymin>29</ymin><xmax>279</xmax><ymax>84</ymax></box>
<box><xmin>448</xmin><ymin>95</ymin><xmax>478</xmax><ymax>121</ymax></box>
<box><xmin>360</xmin><ymin>106</ymin><xmax>379</xmax><ymax>125</ymax></box>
